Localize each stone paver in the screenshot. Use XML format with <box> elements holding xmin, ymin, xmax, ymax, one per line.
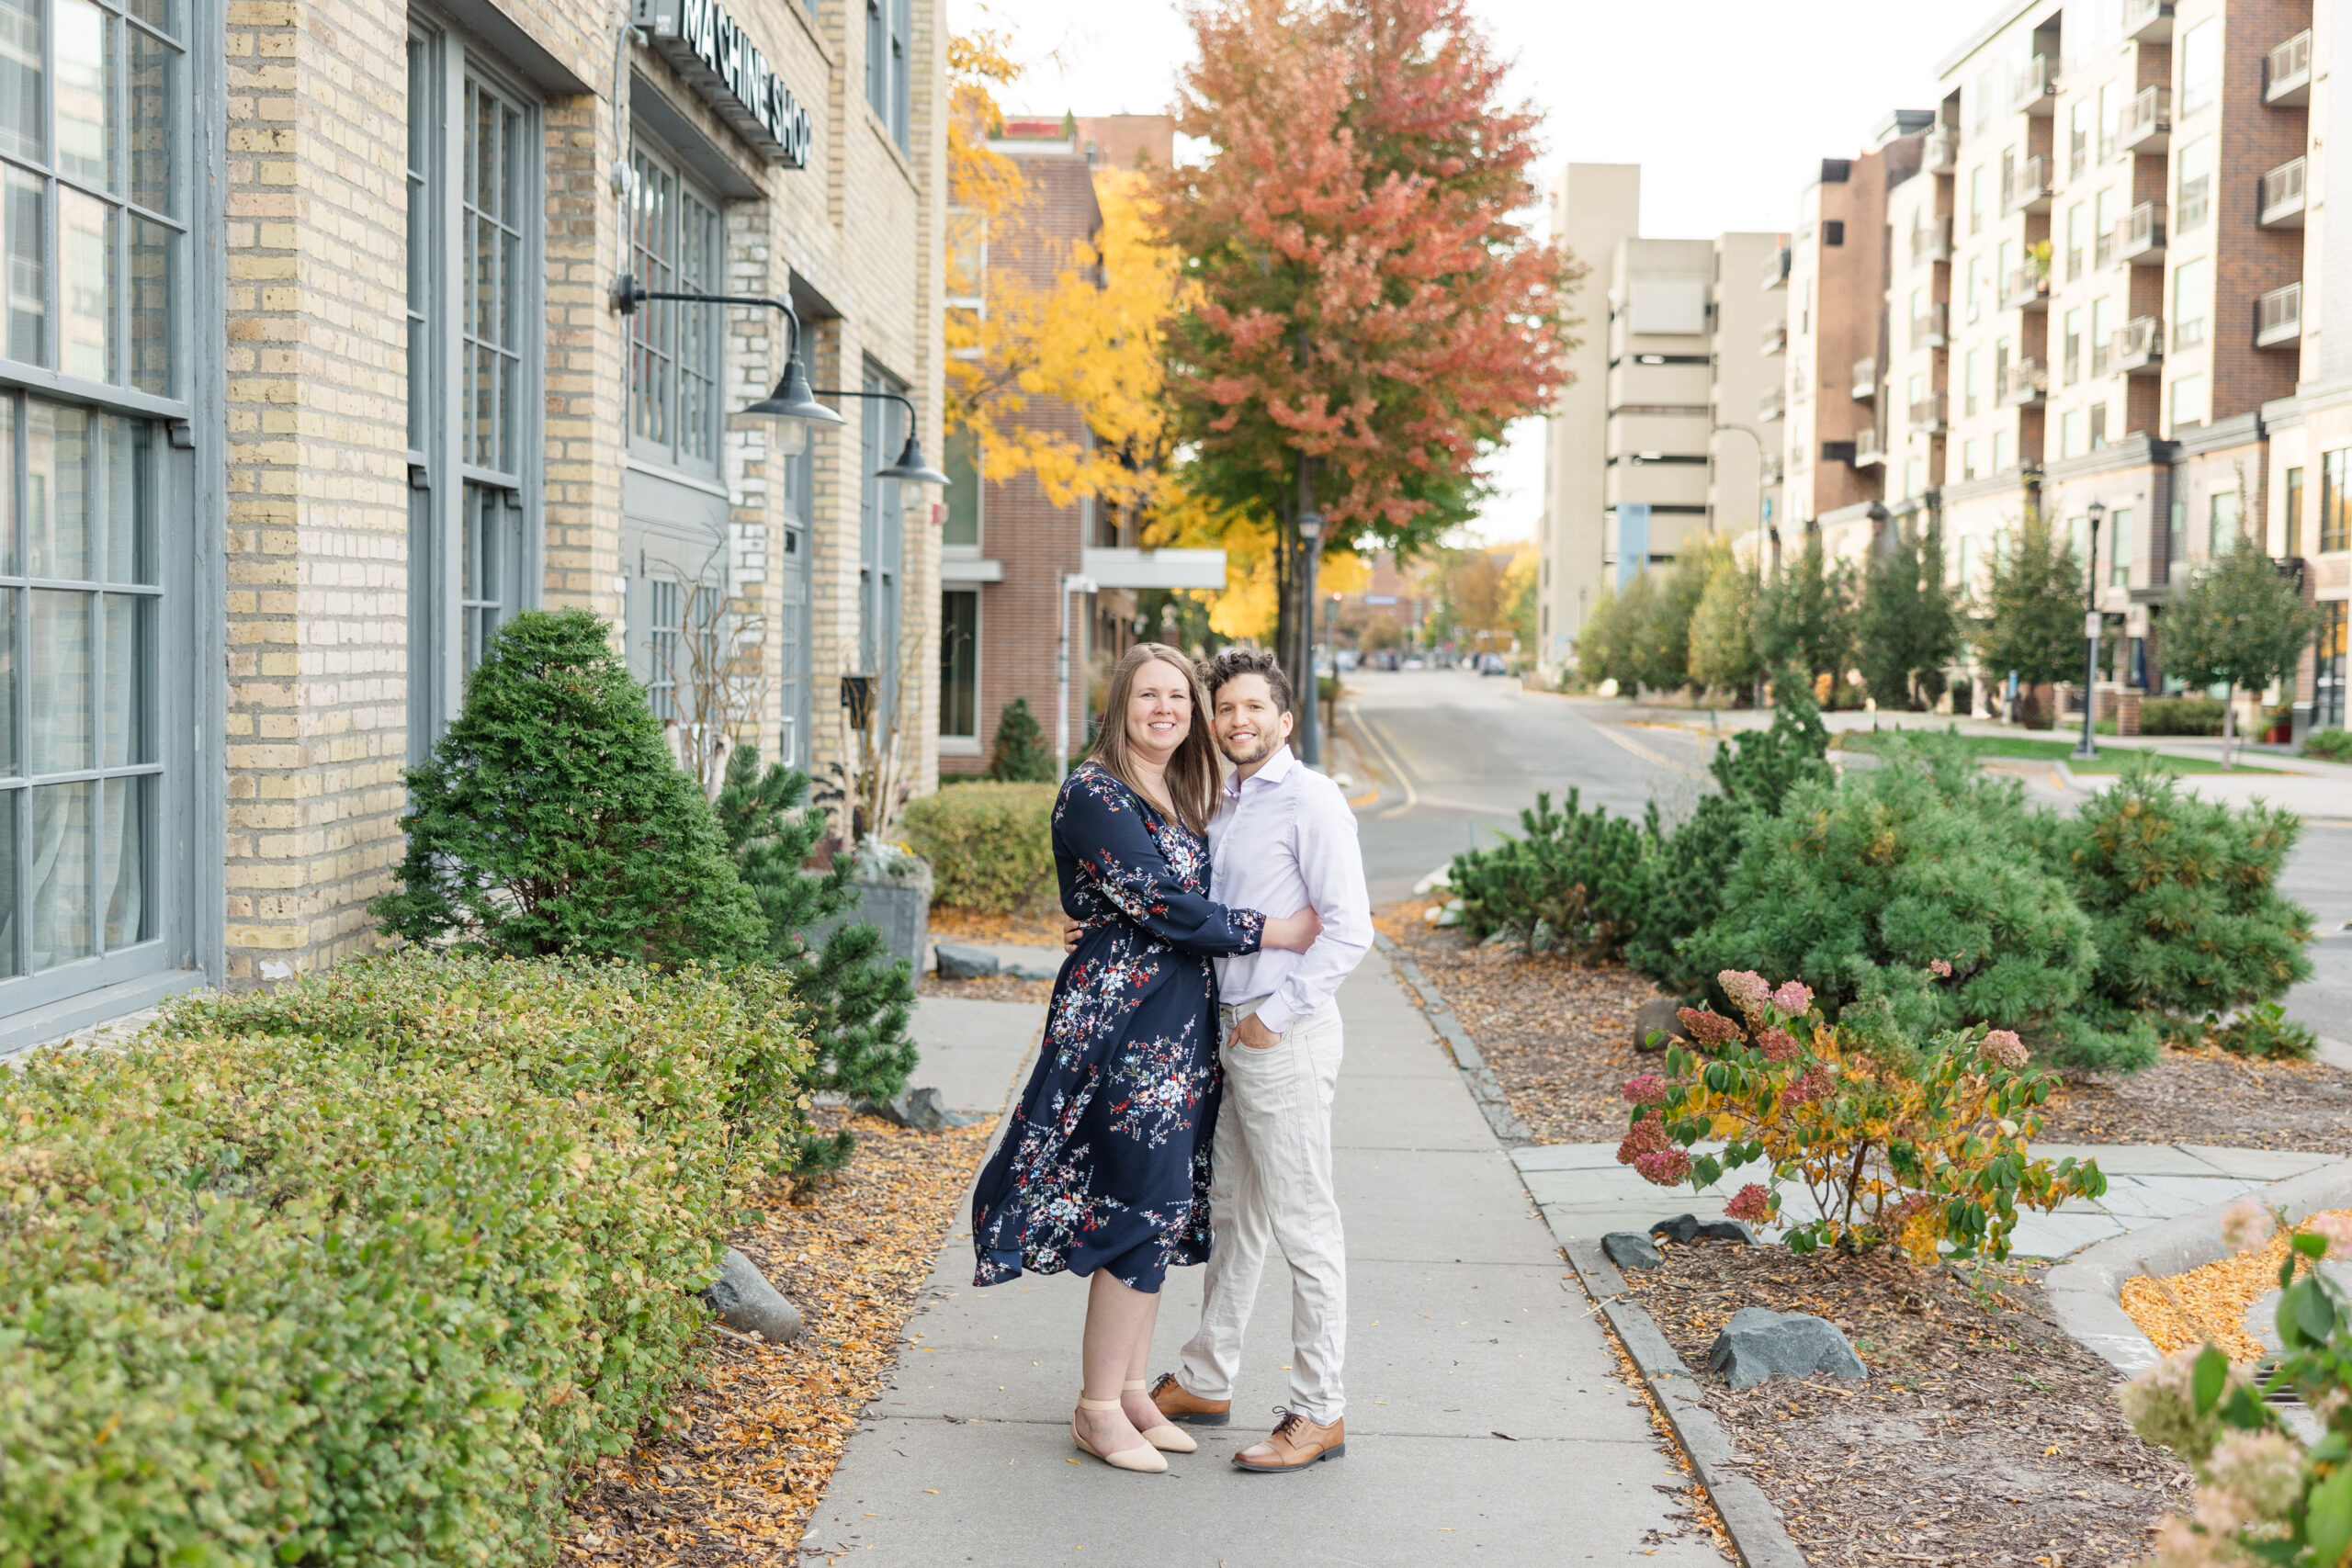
<box><xmin>803</xmin><ymin>947</ymin><xmax>1714</xmax><ymax>1566</ymax></box>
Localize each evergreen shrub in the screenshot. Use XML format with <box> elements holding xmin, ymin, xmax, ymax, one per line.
<box><xmin>2138</xmin><ymin>694</ymin><xmax>2226</xmax><ymax>736</ymax></box>
<box><xmin>373</xmin><ymin>608</ymin><xmax>765</xmax><ymax>965</ymax></box>
<box><xmin>2301</xmin><ymin>727</ymin><xmax>2352</xmax><ymax>762</ymax></box>
<box><xmin>3</xmin><ymin>954</ymin><xmax>810</xmax><ymax>1568</ymax></box>
<box><xmin>901</xmin><ymin>782</ymin><xmax>1056</xmax><ymax>913</ymax></box>
<box><xmin>1449</xmin><ymin>788</ymin><xmax>1647</xmax><ymax>958</ymax></box>
<box><xmin>985</xmin><ymin>696</ymin><xmax>1055</xmax><ymax>782</ymax></box>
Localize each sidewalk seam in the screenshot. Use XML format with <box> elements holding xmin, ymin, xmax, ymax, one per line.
<box><xmin>1376</xmin><ymin>933</ymin><xmax>1806</xmax><ymax>1568</ymax></box>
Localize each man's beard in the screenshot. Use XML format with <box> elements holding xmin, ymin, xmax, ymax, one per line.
<box><xmin>1219</xmin><ymin>728</ymin><xmax>1282</xmax><ymax>767</ymax></box>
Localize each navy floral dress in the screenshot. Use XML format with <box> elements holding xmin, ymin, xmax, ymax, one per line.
<box><xmin>970</xmin><ymin>761</ymin><xmax>1266</xmax><ymax>1292</ymax></box>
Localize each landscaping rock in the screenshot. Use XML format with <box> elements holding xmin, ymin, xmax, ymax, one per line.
<box><xmin>706</xmin><ymin>1247</ymin><xmax>803</xmax><ymax>1345</ymax></box>
<box><xmin>933</xmin><ymin>943</ymin><xmax>1001</xmax><ymax>980</ymax></box>
<box><xmin>1706</xmin><ymin>1306</ymin><xmax>1866</xmax><ymax>1390</ymax></box>
<box><xmin>1651</xmin><ymin>1213</ymin><xmax>1753</xmax><ymax>1245</ymax></box>
<box><xmin>863</xmin><ymin>1086</ymin><xmax>985</xmax><ymax>1132</ymax></box>
<box><xmin>1003</xmin><ymin>957</ymin><xmax>1061</xmax><ymax>982</ymax></box>
<box><xmin>1632</xmin><ymin>997</ymin><xmax>1689</xmax><ymax>1055</ymax></box>
<box><xmin>1601</xmin><ymin>1231</ymin><xmax>1664</xmax><ymax>1270</ymax></box>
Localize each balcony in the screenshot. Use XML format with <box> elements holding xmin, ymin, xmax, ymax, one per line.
<box><xmin>2123</xmin><ymin>0</ymin><xmax>2174</xmax><ymax>40</ymax></box>
<box><xmin>1759</xmin><ymin>454</ymin><xmax>1784</xmax><ymax>486</ymax></box>
<box><xmin>1921</xmin><ymin>125</ymin><xmax>1959</xmax><ymax>174</ymax></box>
<box><xmin>1910</xmin><ymin>301</ymin><xmax>1950</xmax><ymax>349</ymax></box>
<box><xmin>1998</xmin><ymin>359</ymin><xmax>2048</xmax><ymax>408</ymax></box>
<box><xmin>1758</xmin><ymin>387</ymin><xmax>1784</xmax><ymax>423</ymax></box>
<box><xmin>2256</xmin><ymin>281</ymin><xmax>2302</xmax><ymax>348</ymax></box>
<box><xmin>2011</xmin><ymin>54</ymin><xmax>2056</xmax><ymax>116</ymax></box>
<box><xmin>2004</xmin><ymin>154</ymin><xmax>2052</xmax><ymax>215</ymax></box>
<box><xmin>1853</xmin><ymin>429</ymin><xmax>1886</xmax><ymax>468</ymax></box>
<box><xmin>1761</xmin><ymin>319</ymin><xmax>1787</xmax><ymax>356</ymax></box>
<box><xmin>2113</xmin><ymin>315</ymin><xmax>2163</xmax><ymax>374</ymax></box>
<box><xmin>2001</xmin><ymin>263</ymin><xmax>2052</xmax><ymax>311</ymax></box>
<box><xmin>2261</xmin><ymin>157</ymin><xmax>2308</xmax><ymax>228</ymax></box>
<box><xmin>1851</xmin><ymin>356</ymin><xmax>1878</xmax><ymax>400</ymax></box>
<box><xmin>1762</xmin><ymin>246</ymin><xmax>1791</xmax><ymax>289</ymax></box>
<box><xmin>2267</xmin><ymin>29</ymin><xmax>2312</xmax><ymax>106</ymax></box>
<box><xmin>1910</xmin><ymin>392</ymin><xmax>1947</xmax><ymax>432</ymax></box>
<box><xmin>2115</xmin><ymin>200</ymin><xmax>2167</xmax><ymax>265</ymax></box>
<box><xmin>1910</xmin><ymin>212</ymin><xmax>1953</xmax><ymax>265</ymax></box>
<box><xmin>2120</xmin><ymin>85</ymin><xmax>2171</xmax><ymax>155</ymax></box>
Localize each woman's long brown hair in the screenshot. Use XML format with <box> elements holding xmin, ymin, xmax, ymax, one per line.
<box><xmin>1084</xmin><ymin>642</ymin><xmax>1221</xmax><ymax>836</ymax></box>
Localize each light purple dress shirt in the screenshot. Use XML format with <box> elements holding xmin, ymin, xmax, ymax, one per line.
<box><xmin>1204</xmin><ymin>743</ymin><xmax>1372</xmax><ymax>1034</ymax></box>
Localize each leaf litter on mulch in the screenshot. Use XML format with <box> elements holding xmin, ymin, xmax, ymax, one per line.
<box><xmin>561</xmin><ymin>1108</ymin><xmax>993</xmax><ymax>1566</ymax></box>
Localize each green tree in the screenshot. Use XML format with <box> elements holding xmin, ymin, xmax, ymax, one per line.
<box><xmin>1754</xmin><ymin>532</ymin><xmax>1855</xmax><ymax>696</ymax></box>
<box><xmin>1973</xmin><ymin>512</ymin><xmax>2083</xmax><ymax>718</ymax></box>
<box><xmin>714</xmin><ymin>747</ymin><xmax>919</xmax><ymax>1129</ymax></box>
<box><xmin>2160</xmin><ymin>547</ymin><xmax>2319</xmax><ymax>767</ymax></box>
<box><xmin>1586</xmin><ymin>572</ymin><xmax>1657</xmax><ymax>692</ymax></box>
<box><xmin>986</xmin><ymin>695</ymin><xmax>1055</xmax><ymax>782</ymax></box>
<box><xmin>1687</xmin><ymin>547</ymin><xmax>1761</xmax><ymax>699</ymax></box>
<box><xmin>1625</xmin><ymin>545</ymin><xmax>1720</xmax><ymax>695</ymax></box>
<box><xmin>1857</xmin><ymin>521</ymin><xmax>1963</xmax><ymax>710</ymax></box>
<box><xmin>373</xmin><ymin>609</ymin><xmax>765</xmax><ymax>964</ymax></box>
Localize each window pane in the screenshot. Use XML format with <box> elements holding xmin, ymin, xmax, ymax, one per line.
<box><xmin>127</xmin><ymin>213</ymin><xmax>168</xmax><ymax>394</ymax></box>
<box><xmin>0</xmin><ymin>0</ymin><xmax>42</xmax><ymax>163</ymax></box>
<box><xmin>126</xmin><ymin>21</ymin><xmax>175</xmax><ymax>217</ymax></box>
<box><xmin>58</xmin><ymin>186</ymin><xmax>114</xmax><ymax>383</ymax></box>
<box><xmin>0</xmin><ymin>402</ymin><xmax>14</xmax><ymax>576</ymax></box>
<box><xmin>0</xmin><ymin>792</ymin><xmax>16</xmax><ymax>976</ymax></box>
<box><xmin>26</xmin><ymin>400</ymin><xmax>92</xmax><ymax>578</ymax></box>
<box><xmin>6</xmin><ymin>164</ymin><xmax>45</xmax><ymax>365</ymax></box>
<box><xmin>29</xmin><ymin>588</ymin><xmax>90</xmax><ymax>773</ymax></box>
<box><xmin>942</xmin><ymin>429</ymin><xmax>978</xmax><ymax>547</ymax></box>
<box><xmin>54</xmin><ymin>0</ymin><xmax>112</xmax><ymax>192</ymax></box>
<box><xmin>939</xmin><ymin>590</ymin><xmax>977</xmax><ymax>738</ymax></box>
<box><xmin>29</xmin><ymin>778</ymin><xmax>90</xmax><ymax>968</ymax></box>
<box><xmin>125</xmin><ymin>0</ymin><xmax>176</xmax><ymax>37</ymax></box>
<box><xmin>98</xmin><ymin>412</ymin><xmax>147</xmax><ymax>581</ymax></box>
<box><xmin>0</xmin><ymin>591</ymin><xmax>16</xmax><ymax>776</ymax></box>
<box><xmin>101</xmin><ymin>592</ymin><xmax>147</xmax><ymax>766</ymax></box>
<box><xmin>100</xmin><ymin>772</ymin><xmax>147</xmax><ymax>948</ymax></box>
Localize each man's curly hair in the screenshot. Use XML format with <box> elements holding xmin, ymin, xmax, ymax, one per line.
<box><xmin>1200</xmin><ymin>647</ymin><xmax>1295</xmax><ymax>717</ymax></box>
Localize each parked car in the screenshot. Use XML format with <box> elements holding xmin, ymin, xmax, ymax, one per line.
<box><xmin>1373</xmin><ymin>649</ymin><xmax>1401</xmax><ymax>671</ymax></box>
<box><xmin>1402</xmin><ymin>655</ymin><xmax>1426</xmax><ymax>671</ymax></box>
<box><xmin>1476</xmin><ymin>652</ymin><xmax>1509</xmax><ymax>677</ymax></box>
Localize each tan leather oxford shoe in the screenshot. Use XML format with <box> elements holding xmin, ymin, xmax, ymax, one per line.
<box><xmin>1231</xmin><ymin>1408</ymin><xmax>1345</xmax><ymax>1472</ymax></box>
<box><xmin>1148</xmin><ymin>1371</ymin><xmax>1231</xmax><ymax>1426</ymax></box>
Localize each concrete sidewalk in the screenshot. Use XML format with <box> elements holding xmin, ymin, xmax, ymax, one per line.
<box><xmin>805</xmin><ymin>947</ymin><xmax>1713</xmax><ymax>1566</ymax></box>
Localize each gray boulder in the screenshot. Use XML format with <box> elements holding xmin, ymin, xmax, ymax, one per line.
<box><xmin>1651</xmin><ymin>1213</ymin><xmax>1753</xmax><ymax>1245</ymax></box>
<box><xmin>863</xmin><ymin>1086</ymin><xmax>984</xmax><ymax>1132</ymax></box>
<box><xmin>1003</xmin><ymin>957</ymin><xmax>1061</xmax><ymax>982</ymax></box>
<box><xmin>933</xmin><ymin>943</ymin><xmax>1001</xmax><ymax>980</ymax></box>
<box><xmin>1633</xmin><ymin>998</ymin><xmax>1690</xmax><ymax>1055</ymax></box>
<box><xmin>1706</xmin><ymin>1307</ymin><xmax>1866</xmax><ymax>1390</ymax></box>
<box><xmin>1601</xmin><ymin>1231</ymin><xmax>1663</xmax><ymax>1270</ymax></box>
<box><xmin>706</xmin><ymin>1247</ymin><xmax>802</xmax><ymax>1345</ymax></box>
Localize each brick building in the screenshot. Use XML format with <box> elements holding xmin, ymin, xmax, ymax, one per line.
<box><xmin>0</xmin><ymin>0</ymin><xmax>946</xmax><ymax>1048</ymax></box>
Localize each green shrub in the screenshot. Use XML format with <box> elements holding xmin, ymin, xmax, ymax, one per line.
<box><xmin>986</xmin><ymin>696</ymin><xmax>1055</xmax><ymax>783</ymax></box>
<box><xmin>3</xmin><ymin>954</ymin><xmax>811</xmax><ymax>1568</ymax></box>
<box><xmin>374</xmin><ymin>608</ymin><xmax>766</xmax><ymax>965</ymax></box>
<box><xmin>2137</xmin><ymin>694</ymin><xmax>2225</xmax><ymax>735</ymax></box>
<box><xmin>2302</xmin><ymin>727</ymin><xmax>2352</xmax><ymax>762</ymax></box>
<box><xmin>1676</xmin><ymin>739</ymin><xmax>2136</xmax><ymax>1068</ymax></box>
<box><xmin>1450</xmin><ymin>788</ymin><xmax>1647</xmax><ymax>958</ymax></box>
<box><xmin>2035</xmin><ymin>756</ymin><xmax>2312</xmax><ymax>1037</ymax></box>
<box><xmin>901</xmin><ymin>781</ymin><xmax>1056</xmax><ymax>913</ymax></box>
<box><xmin>2210</xmin><ymin>1001</ymin><xmax>2317</xmax><ymax>1060</ymax></box>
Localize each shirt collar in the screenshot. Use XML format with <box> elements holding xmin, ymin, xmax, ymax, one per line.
<box><xmin>1227</xmin><ymin>742</ymin><xmax>1296</xmax><ymax>796</ymax></box>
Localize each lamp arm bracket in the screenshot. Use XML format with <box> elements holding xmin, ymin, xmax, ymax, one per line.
<box><xmin>610</xmin><ymin>273</ymin><xmax>803</xmax><ymax>355</ymax></box>
<box><xmin>810</xmin><ymin>387</ymin><xmax>920</xmax><ymax>435</ymax></box>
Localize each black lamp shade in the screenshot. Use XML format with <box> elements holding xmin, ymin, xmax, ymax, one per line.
<box><xmin>744</xmin><ymin>357</ymin><xmax>845</xmax><ymax>426</ymax></box>
<box><xmin>875</xmin><ymin>430</ymin><xmax>952</xmax><ymax>488</ymax></box>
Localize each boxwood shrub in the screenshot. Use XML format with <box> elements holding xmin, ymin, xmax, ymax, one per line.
<box><xmin>0</xmin><ymin>953</ymin><xmax>814</xmax><ymax>1568</ymax></box>
<box><xmin>900</xmin><ymin>782</ymin><xmax>1056</xmax><ymax>914</ymax></box>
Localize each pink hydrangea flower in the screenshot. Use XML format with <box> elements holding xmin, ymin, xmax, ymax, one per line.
<box><xmin>1678</xmin><ymin>1007</ymin><xmax>1746</xmax><ymax>1052</ymax></box>
<box><xmin>1717</xmin><ymin>970</ymin><xmax>1771</xmax><ymax>1023</ymax></box>
<box><xmin>1928</xmin><ymin>958</ymin><xmax>1953</xmax><ymax>977</ymax></box>
<box><xmin>1780</xmin><ymin>1064</ymin><xmax>1835</xmax><ymax>1107</ymax></box>
<box><xmin>2301</xmin><ymin>1211</ymin><xmax>2352</xmax><ymax>1256</ymax></box>
<box><xmin>2219</xmin><ymin>1201</ymin><xmax>2276</xmax><ymax>1256</ymax></box>
<box><xmin>1634</xmin><ymin>1147</ymin><xmax>1693</xmax><ymax>1186</ymax></box>
<box><xmin>1615</xmin><ymin>1111</ymin><xmax>1668</xmax><ymax>1168</ymax></box>
<box><xmin>1621</xmin><ymin>1073</ymin><xmax>1668</xmax><ymax>1105</ymax></box>
<box><xmin>1980</xmin><ymin>1029</ymin><xmax>2029</xmax><ymax>1069</ymax></box>
<box><xmin>1770</xmin><ymin>980</ymin><xmax>1815</xmax><ymax>1017</ymax></box>
<box><xmin>1724</xmin><ymin>1183</ymin><xmax>1772</xmax><ymax>1224</ymax></box>
<box><xmin>1757</xmin><ymin>1026</ymin><xmax>1799</xmax><ymax>1061</ymax></box>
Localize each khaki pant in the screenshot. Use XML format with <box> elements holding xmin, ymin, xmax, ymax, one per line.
<box><xmin>1178</xmin><ymin>998</ymin><xmax>1347</xmax><ymax>1424</ymax></box>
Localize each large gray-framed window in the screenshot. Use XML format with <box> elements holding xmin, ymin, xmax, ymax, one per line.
<box><xmin>406</xmin><ymin>24</ymin><xmax>542</xmax><ymax>758</ymax></box>
<box><xmin>939</xmin><ymin>587</ymin><xmax>977</xmax><ymax>740</ymax></box>
<box><xmin>626</xmin><ymin>133</ymin><xmax>721</xmax><ymax>476</ymax></box>
<box><xmin>857</xmin><ymin>363</ymin><xmax>906</xmax><ymax>720</ymax></box>
<box><xmin>776</xmin><ymin>329</ymin><xmax>814</xmax><ymax>767</ymax></box>
<box><xmin>865</xmin><ymin>0</ymin><xmax>909</xmax><ymax>151</ymax></box>
<box><xmin>0</xmin><ymin>0</ymin><xmax>198</xmax><ymax>1023</ymax></box>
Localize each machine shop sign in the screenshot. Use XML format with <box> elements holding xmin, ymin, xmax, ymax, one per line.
<box><xmin>636</xmin><ymin>0</ymin><xmax>812</xmax><ymax>168</ymax></box>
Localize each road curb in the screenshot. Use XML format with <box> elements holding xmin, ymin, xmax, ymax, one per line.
<box><xmin>1375</xmin><ymin>934</ymin><xmax>1806</xmax><ymax>1568</ymax></box>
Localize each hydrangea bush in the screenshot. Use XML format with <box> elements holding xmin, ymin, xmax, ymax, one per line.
<box><xmin>1619</xmin><ymin>968</ymin><xmax>2107</xmax><ymax>1262</ymax></box>
<box><xmin>2120</xmin><ymin>1206</ymin><xmax>2352</xmax><ymax>1568</ymax></box>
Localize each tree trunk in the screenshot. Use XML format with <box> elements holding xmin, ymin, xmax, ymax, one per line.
<box><xmin>2221</xmin><ymin>682</ymin><xmax>2236</xmax><ymax>770</ymax></box>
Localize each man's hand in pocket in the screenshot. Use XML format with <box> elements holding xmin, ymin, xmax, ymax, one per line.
<box><xmin>1230</xmin><ymin>1012</ymin><xmax>1282</xmax><ymax>1052</ymax></box>
<box><xmin>1062</xmin><ymin>918</ymin><xmax>1083</xmax><ymax>953</ymax></box>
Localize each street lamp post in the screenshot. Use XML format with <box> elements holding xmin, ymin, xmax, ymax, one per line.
<box><xmin>1712</xmin><ymin>422</ymin><xmax>1771</xmax><ymax>708</ymax></box>
<box><xmin>1297</xmin><ymin>507</ymin><xmax>1325</xmax><ymax>767</ymax></box>
<box><xmin>2074</xmin><ymin>501</ymin><xmax>2106</xmax><ymax>762</ymax></box>
<box><xmin>1055</xmin><ymin>572</ymin><xmax>1099</xmax><ymax>778</ymax></box>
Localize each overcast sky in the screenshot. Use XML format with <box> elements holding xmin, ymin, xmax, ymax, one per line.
<box><xmin>975</xmin><ymin>0</ymin><xmax>1984</xmax><ymax>545</ymax></box>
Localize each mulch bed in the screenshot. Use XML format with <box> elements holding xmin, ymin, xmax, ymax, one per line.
<box><xmin>1623</xmin><ymin>1242</ymin><xmax>2189</xmax><ymax>1567</ymax></box>
<box><xmin>2036</xmin><ymin>1046</ymin><xmax>2352</xmax><ymax>1156</ymax></box>
<box><xmin>918</xmin><ymin>973</ymin><xmax>1054</xmax><ymax>1005</ymax></box>
<box><xmin>562</xmin><ymin>1108</ymin><xmax>994</xmax><ymax>1566</ymax></box>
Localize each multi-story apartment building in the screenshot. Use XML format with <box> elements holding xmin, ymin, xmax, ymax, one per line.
<box><xmin>0</xmin><ymin>0</ymin><xmax>948</xmax><ymax>1050</ymax></box>
<box><xmin>1536</xmin><ymin>165</ymin><xmax>1784</xmax><ymax>677</ymax></box>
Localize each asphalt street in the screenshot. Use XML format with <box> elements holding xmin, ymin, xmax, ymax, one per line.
<box><xmin>1338</xmin><ymin>666</ymin><xmax>2352</xmax><ymax>1043</ymax></box>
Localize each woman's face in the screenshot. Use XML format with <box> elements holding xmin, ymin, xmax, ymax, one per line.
<box><xmin>1124</xmin><ymin>659</ymin><xmax>1193</xmax><ymax>765</ymax></box>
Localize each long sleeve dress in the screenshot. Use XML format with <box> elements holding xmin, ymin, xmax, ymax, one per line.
<box><xmin>970</xmin><ymin>761</ymin><xmax>1266</xmax><ymax>1292</ymax></box>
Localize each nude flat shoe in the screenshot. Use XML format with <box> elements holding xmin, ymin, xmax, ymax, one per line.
<box><xmin>1071</xmin><ymin>1394</ymin><xmax>1170</xmax><ymax>1472</ymax></box>
<box><xmin>1123</xmin><ymin>1379</ymin><xmax>1198</xmax><ymax>1452</ymax></box>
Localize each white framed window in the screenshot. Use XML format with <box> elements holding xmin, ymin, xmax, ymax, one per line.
<box><xmin>2169</xmin><ymin>372</ymin><xmax>2209</xmax><ymax>434</ymax></box>
<box><xmin>2180</xmin><ymin>20</ymin><xmax>2219</xmax><ymax>115</ymax></box>
<box><xmin>939</xmin><ymin>588</ymin><xmax>978</xmax><ymax>745</ymax></box>
<box><xmin>865</xmin><ymin>0</ymin><xmax>910</xmax><ymax>151</ymax></box>
<box><xmin>627</xmin><ymin>133</ymin><xmax>723</xmax><ymax>476</ymax></box>
<box><xmin>2062</xmin><ymin>406</ymin><xmax>2086</xmax><ymax>458</ymax></box>
<box><xmin>1993</xmin><ymin>426</ymin><xmax>2013</xmax><ymax>473</ymax></box>
<box><xmin>2173</xmin><ymin>255</ymin><xmax>2210</xmax><ymax>350</ymax></box>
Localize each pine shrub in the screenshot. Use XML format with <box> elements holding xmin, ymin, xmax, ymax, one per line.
<box><xmin>373</xmin><ymin>608</ymin><xmax>766</xmax><ymax>965</ymax></box>
<box><xmin>2139</xmin><ymin>694</ymin><xmax>2226</xmax><ymax>736</ymax></box>
<box><xmin>986</xmin><ymin>695</ymin><xmax>1055</xmax><ymax>782</ymax></box>
<box><xmin>1449</xmin><ymin>788</ymin><xmax>1648</xmax><ymax>958</ymax></box>
<box><xmin>901</xmin><ymin>781</ymin><xmax>1056</xmax><ymax>913</ymax></box>
<box><xmin>2300</xmin><ymin>727</ymin><xmax>2352</xmax><ymax>762</ymax></box>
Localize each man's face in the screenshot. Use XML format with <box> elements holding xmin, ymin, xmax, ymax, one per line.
<box><xmin>1213</xmin><ymin>672</ymin><xmax>1294</xmax><ymax>767</ymax></box>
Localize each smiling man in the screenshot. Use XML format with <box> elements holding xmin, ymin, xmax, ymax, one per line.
<box><xmin>1148</xmin><ymin>646</ymin><xmax>1373</xmax><ymax>1472</ymax></box>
